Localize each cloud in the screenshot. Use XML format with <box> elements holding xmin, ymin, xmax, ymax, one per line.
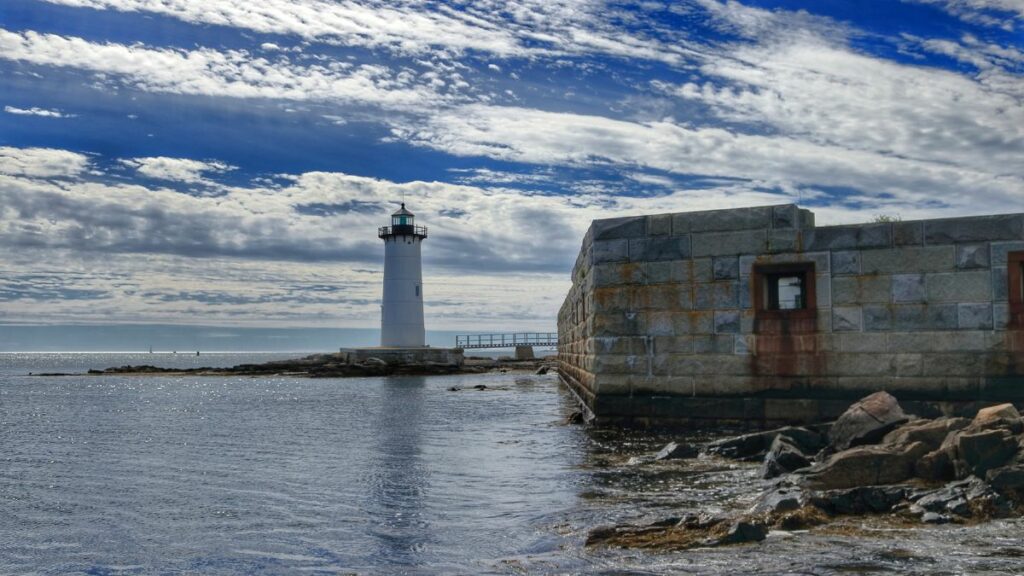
<box><xmin>4</xmin><ymin>105</ymin><xmax>76</xmax><ymax>118</ymax></box>
<box><xmin>904</xmin><ymin>0</ymin><xmax>1024</xmax><ymax>30</ymax></box>
<box><xmin>120</xmin><ymin>157</ymin><xmax>236</xmax><ymax>183</ymax></box>
<box><xmin>0</xmin><ymin>29</ymin><xmax>458</xmax><ymax>110</ymax></box>
<box><xmin>0</xmin><ymin>146</ymin><xmax>91</xmax><ymax>178</ymax></box>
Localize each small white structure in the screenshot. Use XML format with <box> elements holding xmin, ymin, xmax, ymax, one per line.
<box><xmin>378</xmin><ymin>203</ymin><xmax>427</xmax><ymax>347</ymax></box>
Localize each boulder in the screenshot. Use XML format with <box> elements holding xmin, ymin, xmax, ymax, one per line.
<box><xmin>808</xmin><ymin>485</ymin><xmax>911</xmax><ymax>515</ymax></box>
<box><xmin>654</xmin><ymin>441</ymin><xmax>699</xmax><ymax>461</ymax></box>
<box><xmin>965</xmin><ymin>403</ymin><xmax>1023</xmax><ymax>435</ymax></box>
<box><xmin>707</xmin><ymin>426</ymin><xmax>825</xmax><ymax>461</ymax></box>
<box><xmin>751</xmin><ymin>486</ymin><xmax>805</xmax><ymax>515</ymax></box>
<box><xmin>535</xmin><ymin>365</ymin><xmax>550</xmax><ymax>375</ymax></box>
<box><xmin>714</xmin><ymin>521</ymin><xmax>767</xmax><ymax>545</ymax></box>
<box><xmin>915</xmin><ymin>447</ymin><xmax>956</xmax><ymax>481</ymax></box>
<box><xmin>761</xmin><ymin>436</ymin><xmax>811</xmax><ymax>479</ymax></box>
<box><xmin>363</xmin><ymin>357</ymin><xmax>388</xmax><ymax>367</ymax></box>
<box><xmin>828</xmin><ymin>391</ymin><xmax>909</xmax><ymax>452</ymax></box>
<box><xmin>911</xmin><ymin>477</ymin><xmax>1013</xmax><ymax>520</ymax></box>
<box><xmin>803</xmin><ymin>441</ymin><xmax>930</xmax><ymax>490</ymax></box>
<box><xmin>986</xmin><ymin>464</ymin><xmax>1024</xmax><ymax>491</ymax></box>
<box><xmin>882</xmin><ymin>417</ymin><xmax>969</xmax><ymax>452</ymax></box>
<box><xmin>955</xmin><ymin>429</ymin><xmax>1019</xmax><ymax>479</ymax></box>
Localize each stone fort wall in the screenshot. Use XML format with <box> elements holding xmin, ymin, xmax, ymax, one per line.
<box><xmin>557</xmin><ymin>205</ymin><xmax>1024</xmax><ymax>428</ymax></box>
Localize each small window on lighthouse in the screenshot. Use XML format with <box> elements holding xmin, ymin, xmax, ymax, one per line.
<box><xmin>415</xmin><ymin>284</ymin><xmax>421</xmax><ymax>298</ymax></box>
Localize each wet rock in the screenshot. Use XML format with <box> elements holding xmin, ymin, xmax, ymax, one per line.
<box><xmin>714</xmin><ymin>521</ymin><xmax>767</xmax><ymax>545</ymax></box>
<box><xmin>911</xmin><ymin>477</ymin><xmax>1013</xmax><ymax>520</ymax></box>
<box><xmin>565</xmin><ymin>410</ymin><xmax>586</xmax><ymax>425</ymax></box>
<box><xmin>966</xmin><ymin>403</ymin><xmax>1023</xmax><ymax>434</ymax></box>
<box><xmin>803</xmin><ymin>441</ymin><xmax>929</xmax><ymax>490</ymax></box>
<box><xmin>654</xmin><ymin>441</ymin><xmax>699</xmax><ymax>461</ymax></box>
<box><xmin>706</xmin><ymin>426</ymin><xmax>824</xmax><ymax>461</ymax></box>
<box><xmin>761</xmin><ymin>435</ymin><xmax>811</xmax><ymax>479</ymax></box>
<box><xmin>808</xmin><ymin>485</ymin><xmax>911</xmax><ymax>515</ymax></box>
<box><xmin>921</xmin><ymin>512</ymin><xmax>950</xmax><ymax>524</ymax></box>
<box><xmin>447</xmin><ymin>386</ymin><xmax>461</xmax><ymax>391</ymax></box>
<box><xmin>828</xmin><ymin>391</ymin><xmax>910</xmax><ymax>452</ymax></box>
<box><xmin>473</xmin><ymin>384</ymin><xmax>488</xmax><ymax>390</ymax></box>
<box><xmin>987</xmin><ymin>464</ymin><xmax>1024</xmax><ymax>492</ymax></box>
<box><xmin>677</xmin><ymin>512</ymin><xmax>726</xmax><ymax>530</ymax></box>
<box><xmin>535</xmin><ymin>365</ymin><xmax>550</xmax><ymax>375</ymax></box>
<box><xmin>955</xmin><ymin>429</ymin><xmax>1019</xmax><ymax>479</ymax></box>
<box><xmin>882</xmin><ymin>417</ymin><xmax>969</xmax><ymax>452</ymax></box>
<box><xmin>752</xmin><ymin>486</ymin><xmax>805</xmax><ymax>515</ymax></box>
<box><xmin>363</xmin><ymin>357</ymin><xmax>388</xmax><ymax>367</ymax></box>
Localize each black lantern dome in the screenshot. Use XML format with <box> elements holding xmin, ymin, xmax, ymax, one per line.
<box><xmin>379</xmin><ymin>202</ymin><xmax>428</xmax><ymax>239</ymax></box>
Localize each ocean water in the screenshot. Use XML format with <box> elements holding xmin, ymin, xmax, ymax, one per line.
<box><xmin>2</xmin><ymin>353</ymin><xmax>1023</xmax><ymax>575</ymax></box>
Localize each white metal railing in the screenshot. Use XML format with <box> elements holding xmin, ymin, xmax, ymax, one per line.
<box><xmin>455</xmin><ymin>332</ymin><xmax>558</xmax><ymax>349</ymax></box>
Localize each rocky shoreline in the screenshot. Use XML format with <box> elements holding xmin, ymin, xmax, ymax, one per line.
<box><xmin>586</xmin><ymin>392</ymin><xmax>1024</xmax><ymax>550</ymax></box>
<box><xmin>32</xmin><ymin>353</ymin><xmax>556</xmax><ymax>378</ymax></box>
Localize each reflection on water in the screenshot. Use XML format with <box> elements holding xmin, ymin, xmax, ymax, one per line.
<box><xmin>0</xmin><ymin>353</ymin><xmax>1022</xmax><ymax>574</ymax></box>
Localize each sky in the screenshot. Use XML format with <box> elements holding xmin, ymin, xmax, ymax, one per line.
<box><xmin>1</xmin><ymin>0</ymin><xmax>1023</xmax><ymax>349</ymax></box>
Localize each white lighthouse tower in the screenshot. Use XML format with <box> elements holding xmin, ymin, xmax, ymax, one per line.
<box><xmin>378</xmin><ymin>203</ymin><xmax>427</xmax><ymax>347</ymax></box>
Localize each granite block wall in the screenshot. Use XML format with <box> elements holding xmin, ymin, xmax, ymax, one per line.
<box><xmin>557</xmin><ymin>205</ymin><xmax>1024</xmax><ymax>428</ymax></box>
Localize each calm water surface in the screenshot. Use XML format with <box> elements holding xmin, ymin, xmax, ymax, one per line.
<box><xmin>2</xmin><ymin>353</ymin><xmax>1023</xmax><ymax>575</ymax></box>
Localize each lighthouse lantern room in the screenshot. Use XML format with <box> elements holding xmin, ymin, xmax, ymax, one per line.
<box><xmin>378</xmin><ymin>203</ymin><xmax>427</xmax><ymax>347</ymax></box>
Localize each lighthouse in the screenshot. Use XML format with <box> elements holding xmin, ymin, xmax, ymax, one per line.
<box><xmin>378</xmin><ymin>203</ymin><xmax>427</xmax><ymax>347</ymax></box>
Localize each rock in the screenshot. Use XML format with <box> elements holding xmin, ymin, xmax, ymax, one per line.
<box><xmin>921</xmin><ymin>512</ymin><xmax>950</xmax><ymax>524</ymax></box>
<box><xmin>473</xmin><ymin>384</ymin><xmax>488</xmax><ymax>390</ymax></box>
<box><xmin>654</xmin><ymin>441</ymin><xmax>699</xmax><ymax>461</ymax></box>
<box><xmin>363</xmin><ymin>357</ymin><xmax>388</xmax><ymax>367</ymax></box>
<box><xmin>916</xmin><ymin>447</ymin><xmax>956</xmax><ymax>481</ymax></box>
<box><xmin>911</xmin><ymin>477</ymin><xmax>1012</xmax><ymax>519</ymax></box>
<box><xmin>986</xmin><ymin>464</ymin><xmax>1024</xmax><ymax>491</ymax></box>
<box><xmin>882</xmin><ymin>417</ymin><xmax>970</xmax><ymax>452</ymax></box>
<box><xmin>677</xmin><ymin>512</ymin><xmax>726</xmax><ymax>530</ymax></box>
<box><xmin>535</xmin><ymin>365</ymin><xmax>550</xmax><ymax>375</ymax></box>
<box><xmin>955</xmin><ymin>429</ymin><xmax>1019</xmax><ymax>479</ymax></box>
<box><xmin>803</xmin><ymin>441</ymin><xmax>929</xmax><ymax>490</ymax></box>
<box><xmin>565</xmin><ymin>410</ymin><xmax>586</xmax><ymax>425</ymax></box>
<box><xmin>707</xmin><ymin>426</ymin><xmax>824</xmax><ymax>461</ymax></box>
<box><xmin>751</xmin><ymin>486</ymin><xmax>805</xmax><ymax>515</ymax></box>
<box><xmin>447</xmin><ymin>386</ymin><xmax>461</xmax><ymax>391</ymax></box>
<box><xmin>761</xmin><ymin>436</ymin><xmax>811</xmax><ymax>479</ymax></box>
<box><xmin>828</xmin><ymin>391</ymin><xmax>910</xmax><ymax>451</ymax></box>
<box><xmin>965</xmin><ymin>403</ymin><xmax>1023</xmax><ymax>435</ymax></box>
<box><xmin>808</xmin><ymin>485</ymin><xmax>911</xmax><ymax>515</ymax></box>
<box><xmin>714</xmin><ymin>521</ymin><xmax>767</xmax><ymax>545</ymax></box>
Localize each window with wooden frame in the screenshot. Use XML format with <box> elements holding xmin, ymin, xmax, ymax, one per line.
<box><xmin>752</xmin><ymin>262</ymin><xmax>817</xmax><ymax>333</ymax></box>
<box><xmin>1009</xmin><ymin>251</ymin><xmax>1024</xmax><ymax>326</ymax></box>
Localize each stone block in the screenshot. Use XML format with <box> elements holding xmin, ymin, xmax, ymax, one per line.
<box><xmin>957</xmin><ymin>243</ymin><xmax>990</xmax><ymax>269</ymax></box>
<box><xmin>896</xmin><ymin>354</ymin><xmax>923</xmax><ymax>377</ymax></box>
<box><xmin>832</xmin><ymin>275</ymin><xmax>892</xmax><ymax>305</ymax></box>
<box><xmin>593</xmin><ymin>216</ymin><xmax>646</xmax><ymax>240</ymax></box>
<box><xmin>693</xmin><ymin>334</ymin><xmax>736</xmax><ymax>354</ymax></box>
<box><xmin>799</xmin><ymin>209</ymin><xmax>816</xmax><ymax>229</ymax></box>
<box><xmin>648</xmin><ymin>213</ymin><xmax>671</xmax><ymax>236</ymax></box>
<box><xmin>863</xmin><ymin>304</ymin><xmax>958</xmax><ymax>331</ymax></box>
<box><xmin>832</xmin><ymin>251</ymin><xmax>860</xmax><ymax>275</ymax></box>
<box><xmin>772</xmin><ymin>204</ymin><xmax>798</xmax><ymax>229</ymax></box>
<box><xmin>690</xmin><ymin>258</ymin><xmax>714</xmax><ymax>282</ymax></box>
<box><xmin>694</xmin><ymin>282</ymin><xmax>739</xmax><ymax>309</ymax></box>
<box><xmin>713</xmin><ymin>256</ymin><xmax>740</xmax><ymax>280</ymax></box>
<box><xmin>671</xmin><ymin>310</ymin><xmax>715</xmax><ymax>335</ymax></box>
<box><xmin>893</xmin><ymin>221</ymin><xmax>924</xmax><ymax>246</ymax></box>
<box><xmin>653</xmin><ymin>335</ymin><xmax>694</xmax><ymax>355</ymax></box>
<box><xmin>644</xmin><ymin>310</ymin><xmax>675</xmax><ymax>336</ymax></box>
<box><xmin>592</xmin><ymin>286</ymin><xmax>633</xmax><ymax>314</ymax></box>
<box><xmin>832</xmin><ymin>307</ymin><xmax>863</xmax><ymax>332</ymax></box>
<box><xmin>592</xmin><ymin>310</ymin><xmax>645</xmax><ymax>337</ymax></box>
<box><xmin>959</xmin><ymin>303</ymin><xmax>994</xmax><ymax>330</ymax></box>
<box><xmin>925</xmin><ymin>271</ymin><xmax>991</xmax><ymax>302</ymax></box>
<box><xmin>925</xmin><ymin>214</ymin><xmax>1024</xmax><ymax>245</ymax></box>
<box><xmin>676</xmin><ymin>205</ymin><xmax>772</xmax><ymax>234</ymax></box>
<box><xmin>738</xmin><ymin>277</ymin><xmax>752</xmax><ymax>309</ymax></box>
<box><xmin>735</xmin><ymin>334</ymin><xmax>753</xmax><ymax>355</ymax></box>
<box><xmin>692</xmin><ymin>230</ymin><xmax>768</xmax><ymax>257</ymax></box>
<box><xmin>592</xmin><ymin>239</ymin><xmax>629</xmax><ymax>264</ymax></box>
<box><xmin>991</xmin><ymin>241</ymin><xmax>1024</xmax><ymax>264</ymax></box>
<box><xmin>836</xmin><ymin>333</ymin><xmax>889</xmax><ymax>353</ymax></box>
<box><xmin>994</xmin><ymin>303</ymin><xmax>1010</xmax><ymax>330</ymax></box>
<box><xmin>993</xmin><ymin>267</ymin><xmax>1007</xmax><ymax>299</ymax></box>
<box><xmin>592</xmin><ymin>336</ymin><xmax>649</xmax><ymax>355</ymax></box>
<box><xmin>714</xmin><ymin>310</ymin><xmax>741</xmax><ymax>333</ymax></box>
<box><xmin>593</xmin><ymin>262</ymin><xmax>646</xmax><ymax>286</ymax></box>
<box><xmin>861</xmin><ymin>246</ymin><xmax>956</xmax><ymax>274</ymax></box>
<box><xmin>629</xmin><ymin>236</ymin><xmax>691</xmax><ymax>262</ymax></box>
<box><xmin>634</xmin><ymin>284</ymin><xmax>692</xmax><ymax>310</ymax></box>
<box><xmin>816</xmin><ymin>274</ymin><xmax>832</xmax><ymax>307</ymax></box>
<box><xmin>829</xmin><ymin>353</ymin><xmax>897</xmax><ymax>376</ymax></box>
<box><xmin>767</xmin><ymin>229</ymin><xmax>802</xmax><ymax>253</ymax></box>
<box><xmin>807</xmin><ymin>223</ymin><xmax>891</xmax><ymax>251</ymax></box>
<box><xmin>593</xmin><ymin>374</ymin><xmax>633</xmax><ymax>395</ymax></box>
<box><xmin>892</xmin><ymin>274</ymin><xmax>926</xmax><ymax>303</ymax></box>
<box><xmin>646</xmin><ymin>260</ymin><xmax>685</xmax><ymax>284</ymax></box>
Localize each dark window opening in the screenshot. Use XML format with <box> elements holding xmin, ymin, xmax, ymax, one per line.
<box><xmin>751</xmin><ymin>262</ymin><xmax>817</xmax><ymax>333</ymax></box>
<box><xmin>415</xmin><ymin>284</ymin><xmax>421</xmax><ymax>298</ymax></box>
<box><xmin>1009</xmin><ymin>252</ymin><xmax>1024</xmax><ymax>329</ymax></box>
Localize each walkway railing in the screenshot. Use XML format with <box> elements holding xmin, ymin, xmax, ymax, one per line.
<box><xmin>455</xmin><ymin>332</ymin><xmax>558</xmax><ymax>349</ymax></box>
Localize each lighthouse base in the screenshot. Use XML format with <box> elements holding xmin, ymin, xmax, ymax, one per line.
<box><xmin>338</xmin><ymin>346</ymin><xmax>464</xmax><ymax>368</ymax></box>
